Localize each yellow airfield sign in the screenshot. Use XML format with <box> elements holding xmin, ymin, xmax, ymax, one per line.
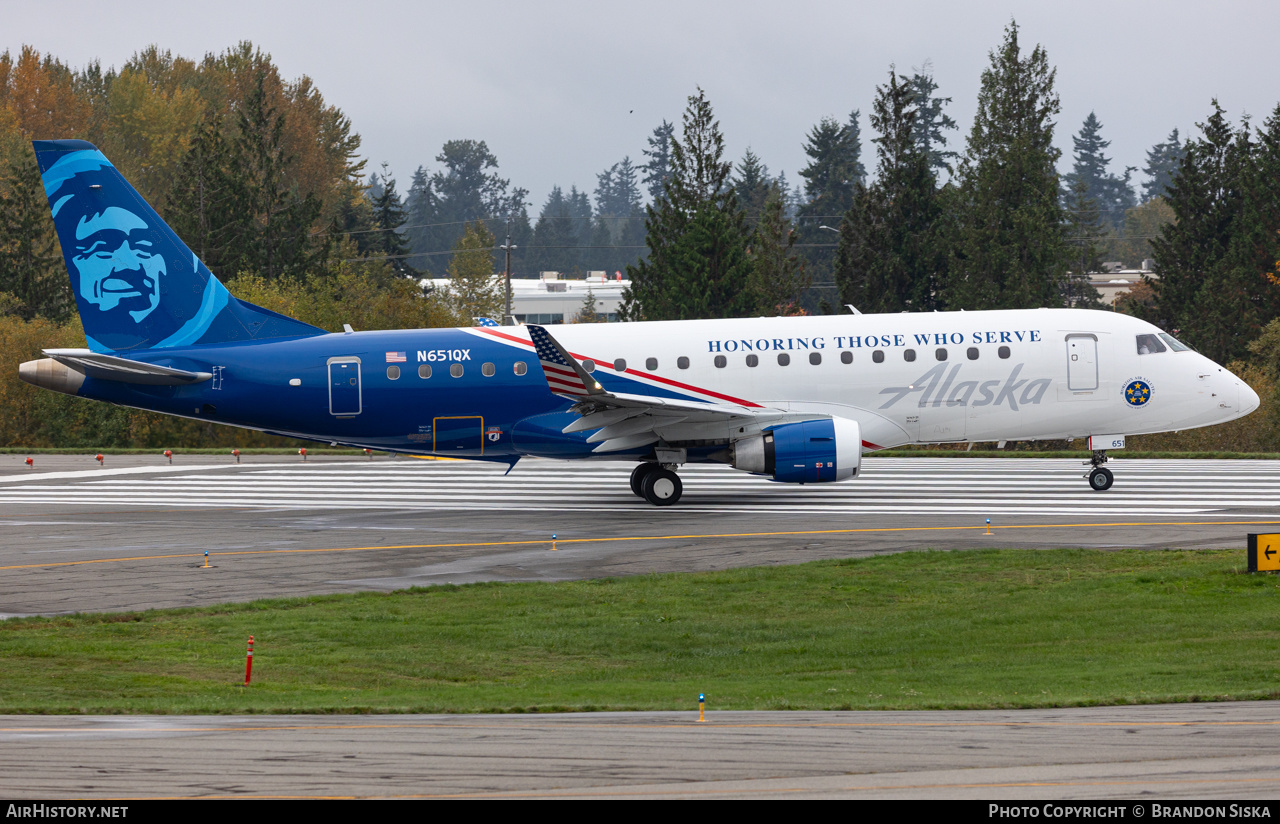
<box><xmin>1247</xmin><ymin>534</ymin><xmax>1280</xmax><ymax>572</ymax></box>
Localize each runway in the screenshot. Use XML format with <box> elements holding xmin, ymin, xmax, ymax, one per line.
<box><xmin>2</xmin><ymin>453</ymin><xmax>1279</xmax><ymax>616</ymax></box>
<box><xmin>1</xmin><ymin>703</ymin><xmax>1278</xmax><ymax>799</ymax></box>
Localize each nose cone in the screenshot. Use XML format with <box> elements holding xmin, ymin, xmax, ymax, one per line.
<box><xmin>1240</xmin><ymin>380</ymin><xmax>1261</xmax><ymax>416</ymax></box>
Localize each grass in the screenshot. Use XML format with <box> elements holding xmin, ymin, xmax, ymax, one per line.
<box><xmin>2</xmin><ymin>549</ymin><xmax>1278</xmax><ymax>715</ymax></box>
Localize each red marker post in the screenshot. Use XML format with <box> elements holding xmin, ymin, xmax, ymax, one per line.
<box><xmin>244</xmin><ymin>636</ymin><xmax>254</xmax><ymax>686</ymax></box>
<box><xmin>95</xmin><ymin>453</ymin><xmax>104</xmax><ymax>467</ymax></box>
<box><xmin>232</xmin><ymin>449</ymin><xmax>241</xmax><ymax>464</ymax></box>
<box><xmin>163</xmin><ymin>449</ymin><xmax>172</xmax><ymax>465</ymax></box>
<box><xmin>299</xmin><ymin>448</ymin><xmax>307</xmax><ymax>461</ymax></box>
<box><xmin>24</xmin><ymin>457</ymin><xmax>33</xmax><ymax>468</ymax></box>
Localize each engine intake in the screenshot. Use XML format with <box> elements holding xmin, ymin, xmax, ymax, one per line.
<box><xmin>731</xmin><ymin>417</ymin><xmax>861</xmax><ymax>483</ymax></box>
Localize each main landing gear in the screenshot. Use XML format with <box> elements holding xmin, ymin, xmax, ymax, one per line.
<box><xmin>1085</xmin><ymin>450</ymin><xmax>1114</xmax><ymax>491</ymax></box>
<box><xmin>630</xmin><ymin>462</ymin><xmax>683</xmax><ymax>506</ymax></box>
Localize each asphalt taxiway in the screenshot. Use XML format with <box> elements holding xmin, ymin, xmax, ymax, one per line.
<box><xmin>1</xmin><ymin>452</ymin><xmax>1277</xmax><ymax>616</ymax></box>
<box><xmin>1</xmin><ymin>703</ymin><xmax>1278</xmax><ymax>799</ymax></box>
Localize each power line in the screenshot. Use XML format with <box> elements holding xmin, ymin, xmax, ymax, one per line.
<box><xmin>346</xmin><ymin>243</ymin><xmax>840</xmax><ymax>264</ymax></box>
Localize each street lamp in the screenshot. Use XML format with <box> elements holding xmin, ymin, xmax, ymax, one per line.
<box><xmin>818</xmin><ymin>224</ymin><xmax>839</xmax><ymax>234</ymax></box>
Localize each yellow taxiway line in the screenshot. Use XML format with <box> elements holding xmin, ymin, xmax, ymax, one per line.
<box><xmin>2</xmin><ymin>519</ymin><xmax>1279</xmax><ymax>572</ymax></box>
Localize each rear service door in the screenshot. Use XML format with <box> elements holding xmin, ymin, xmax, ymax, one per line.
<box><xmin>328</xmin><ymin>357</ymin><xmax>362</xmax><ymax>416</ymax></box>
<box><xmin>1066</xmin><ymin>335</ymin><xmax>1098</xmax><ymax>391</ymax></box>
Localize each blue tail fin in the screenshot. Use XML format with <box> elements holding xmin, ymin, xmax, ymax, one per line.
<box><xmin>33</xmin><ymin>139</ymin><xmax>324</xmax><ymax>352</ymax></box>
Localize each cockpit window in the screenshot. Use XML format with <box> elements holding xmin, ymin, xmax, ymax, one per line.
<box><xmin>1159</xmin><ymin>332</ymin><xmax>1191</xmax><ymax>352</ymax></box>
<box><xmin>1136</xmin><ymin>334</ymin><xmax>1167</xmax><ymax>355</ymax></box>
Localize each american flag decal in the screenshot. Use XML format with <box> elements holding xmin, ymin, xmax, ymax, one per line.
<box><xmin>385</xmin><ymin>351</ymin><xmax>406</xmax><ymax>363</ymax></box>
<box><xmin>528</xmin><ymin>325</ymin><xmax>598</xmax><ymax>398</ymax></box>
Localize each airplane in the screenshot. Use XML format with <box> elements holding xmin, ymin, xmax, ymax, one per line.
<box><xmin>17</xmin><ymin>139</ymin><xmax>1261</xmax><ymax>506</ymax></box>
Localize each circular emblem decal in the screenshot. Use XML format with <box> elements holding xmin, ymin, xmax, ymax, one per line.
<box><xmin>1124</xmin><ymin>378</ymin><xmax>1152</xmax><ymax>407</ymax></box>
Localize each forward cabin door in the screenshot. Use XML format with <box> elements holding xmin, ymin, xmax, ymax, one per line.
<box><xmin>1066</xmin><ymin>335</ymin><xmax>1099</xmax><ymax>391</ymax></box>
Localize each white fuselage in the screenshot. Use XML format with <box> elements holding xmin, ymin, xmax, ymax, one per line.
<box><xmin>494</xmin><ymin>308</ymin><xmax>1258</xmax><ymax>451</ymax></box>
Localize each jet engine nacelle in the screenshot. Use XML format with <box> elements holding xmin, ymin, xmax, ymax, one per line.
<box><xmin>731</xmin><ymin>416</ymin><xmax>861</xmax><ymax>483</ymax></box>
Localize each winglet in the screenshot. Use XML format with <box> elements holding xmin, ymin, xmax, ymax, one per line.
<box><xmin>527</xmin><ymin>325</ymin><xmax>605</xmax><ymax>399</ymax></box>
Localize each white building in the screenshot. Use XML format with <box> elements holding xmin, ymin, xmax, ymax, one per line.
<box><xmin>1086</xmin><ymin>261</ymin><xmax>1156</xmax><ymax>307</ymax></box>
<box><xmin>426</xmin><ymin>272</ymin><xmax>630</xmax><ymax>324</ymax></box>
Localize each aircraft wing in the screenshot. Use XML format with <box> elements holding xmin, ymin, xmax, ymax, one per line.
<box><xmin>42</xmin><ymin>349</ymin><xmax>213</xmax><ymax>385</ymax></box>
<box><xmin>527</xmin><ymin>325</ymin><xmax>788</xmax><ymax>453</ymax></box>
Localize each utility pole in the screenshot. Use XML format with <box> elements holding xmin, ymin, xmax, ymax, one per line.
<box><xmin>500</xmin><ymin>218</ymin><xmax>516</xmax><ymax>325</ymax></box>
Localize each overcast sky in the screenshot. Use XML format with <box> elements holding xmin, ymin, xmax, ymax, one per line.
<box><xmin>5</xmin><ymin>0</ymin><xmax>1277</xmax><ymax>210</ymax></box>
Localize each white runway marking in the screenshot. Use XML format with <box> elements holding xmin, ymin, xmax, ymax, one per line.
<box><xmin>0</xmin><ymin>458</ymin><xmax>1278</xmax><ymax>517</ymax></box>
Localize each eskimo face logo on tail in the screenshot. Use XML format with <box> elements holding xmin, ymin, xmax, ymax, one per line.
<box><xmin>36</xmin><ymin>143</ymin><xmax>230</xmax><ymax>351</ymax></box>
<box><xmin>69</xmin><ymin>206</ymin><xmax>165</xmax><ymax>322</ymax></box>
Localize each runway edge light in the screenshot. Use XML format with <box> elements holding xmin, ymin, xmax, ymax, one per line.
<box><xmin>698</xmin><ymin>693</ymin><xmax>706</xmax><ymax>723</ymax></box>
<box><xmin>1247</xmin><ymin>534</ymin><xmax>1280</xmax><ymax>573</ymax></box>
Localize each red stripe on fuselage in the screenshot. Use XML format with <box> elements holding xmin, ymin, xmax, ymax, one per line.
<box><xmin>475</xmin><ymin>327</ymin><xmax>763</xmax><ymax>408</ymax></box>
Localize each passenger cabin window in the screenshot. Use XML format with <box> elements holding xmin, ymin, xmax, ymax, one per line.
<box><xmin>967</xmin><ymin>347</ymin><xmax>979</xmax><ymax>360</ymax></box>
<box><xmin>582</xmin><ymin>359</ymin><xmax>596</xmax><ymax>372</ymax></box>
<box><xmin>998</xmin><ymin>346</ymin><xmax>1010</xmax><ymax>359</ymax></box>
<box><xmin>746</xmin><ymin>354</ymin><xmax>759</xmax><ymax>367</ymax></box>
<box><xmin>646</xmin><ymin>357</ymin><xmax>658</xmax><ymax>370</ymax></box>
<box><xmin>872</xmin><ymin>350</ymin><xmax>885</xmax><ymax>363</ymax></box>
<box><xmin>1136</xmin><ymin>334</ymin><xmax>1167</xmax><ymax>355</ymax></box>
<box><xmin>904</xmin><ymin>349</ymin><xmax>916</xmax><ymax>362</ymax></box>
<box><xmin>840</xmin><ymin>351</ymin><xmax>853</xmax><ymax>364</ymax></box>
<box><xmin>714</xmin><ymin>355</ymin><xmax>727</xmax><ymax>368</ymax></box>
<box><xmin>613</xmin><ymin>358</ymin><xmax>627</xmax><ymax>371</ymax></box>
<box><xmin>513</xmin><ymin>361</ymin><xmax>527</xmax><ymax>376</ymax></box>
<box><xmin>418</xmin><ymin>364</ymin><xmax>432</xmax><ymax>379</ymax></box>
<box><xmin>677</xmin><ymin>356</ymin><xmax>690</xmax><ymax>370</ymax></box>
<box><xmin>936</xmin><ymin>348</ymin><xmax>948</xmax><ymax>361</ymax></box>
<box><xmin>777</xmin><ymin>353</ymin><xmax>791</xmax><ymax>366</ymax></box>
<box><xmin>482</xmin><ymin>362</ymin><xmax>496</xmax><ymax>377</ymax></box>
<box><xmin>1159</xmin><ymin>333</ymin><xmax>1190</xmax><ymax>352</ymax></box>
<box><xmin>450</xmin><ymin>363</ymin><xmax>464</xmax><ymax>378</ymax></box>
<box><xmin>809</xmin><ymin>352</ymin><xmax>821</xmax><ymax>365</ymax></box>
<box><xmin>387</xmin><ymin>365</ymin><xmax>400</xmax><ymax>380</ymax></box>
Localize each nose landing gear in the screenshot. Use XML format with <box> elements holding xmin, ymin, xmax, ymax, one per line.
<box><xmin>1084</xmin><ymin>450</ymin><xmax>1114</xmax><ymax>491</ymax></box>
<box><xmin>629</xmin><ymin>462</ymin><xmax>683</xmax><ymax>506</ymax></box>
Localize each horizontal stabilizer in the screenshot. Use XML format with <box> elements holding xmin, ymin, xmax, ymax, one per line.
<box><xmin>43</xmin><ymin>349</ymin><xmax>212</xmax><ymax>385</ymax></box>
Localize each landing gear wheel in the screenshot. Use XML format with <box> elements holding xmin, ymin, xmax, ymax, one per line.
<box><xmin>1088</xmin><ymin>466</ymin><xmax>1114</xmax><ymax>491</ymax></box>
<box><xmin>630</xmin><ymin>463</ymin><xmax>658</xmax><ymax>498</ymax></box>
<box><xmin>641</xmin><ymin>467</ymin><xmax>682</xmax><ymax>506</ymax></box>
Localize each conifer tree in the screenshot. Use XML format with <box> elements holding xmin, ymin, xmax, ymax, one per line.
<box><xmin>574</xmin><ymin>285</ymin><xmax>602</xmax><ymax>323</ymax></box>
<box><xmin>1142</xmin><ymin>129</ymin><xmax>1185</xmax><ymax>202</ymax></box>
<box><xmin>0</xmin><ymin>151</ymin><xmax>69</xmax><ymax>320</ymax></box>
<box><xmin>229</xmin><ymin>69</ymin><xmax>323</xmax><ymax>280</ymax></box>
<box><xmin>529</xmin><ymin>186</ymin><xmax>579</xmax><ymax>274</ymax></box>
<box><xmin>641</xmin><ymin>120</ymin><xmax>675</xmax><ymax>203</ymax></box>
<box><xmin>745</xmin><ymin>184</ymin><xmax>809</xmax><ymax>314</ymax></box>
<box><xmin>166</xmin><ymin>113</ymin><xmax>243</xmax><ymax>276</ymax></box>
<box><xmin>1062</xmin><ymin>178</ymin><xmax>1107</xmax><ymax>308</ymax></box>
<box><xmin>621</xmin><ymin>88</ymin><xmax>751</xmax><ymax>321</ymax></box>
<box><xmin>446</xmin><ymin>221</ymin><xmax>502</xmax><ymax>322</ymax></box>
<box><xmin>1143</xmin><ymin>101</ymin><xmax>1276</xmax><ymax>362</ymax></box>
<box><xmin>798</xmin><ymin>111</ymin><xmax>865</xmax><ymax>219</ymax></box>
<box><xmin>370</xmin><ymin>164</ymin><xmax>416</xmax><ymax>278</ymax></box>
<box><xmin>835</xmin><ymin>69</ymin><xmax>944</xmax><ymax>313</ymax></box>
<box><xmin>948</xmin><ymin>21</ymin><xmax>1068</xmax><ymax>310</ymax></box>
<box><xmin>907</xmin><ymin>62</ymin><xmax>959</xmax><ymax>178</ymax></box>
<box><xmin>733</xmin><ymin>149</ymin><xmax>773</xmax><ymax>224</ymax></box>
<box><xmin>1062</xmin><ymin>112</ymin><xmax>1135</xmax><ymax>229</ymax></box>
